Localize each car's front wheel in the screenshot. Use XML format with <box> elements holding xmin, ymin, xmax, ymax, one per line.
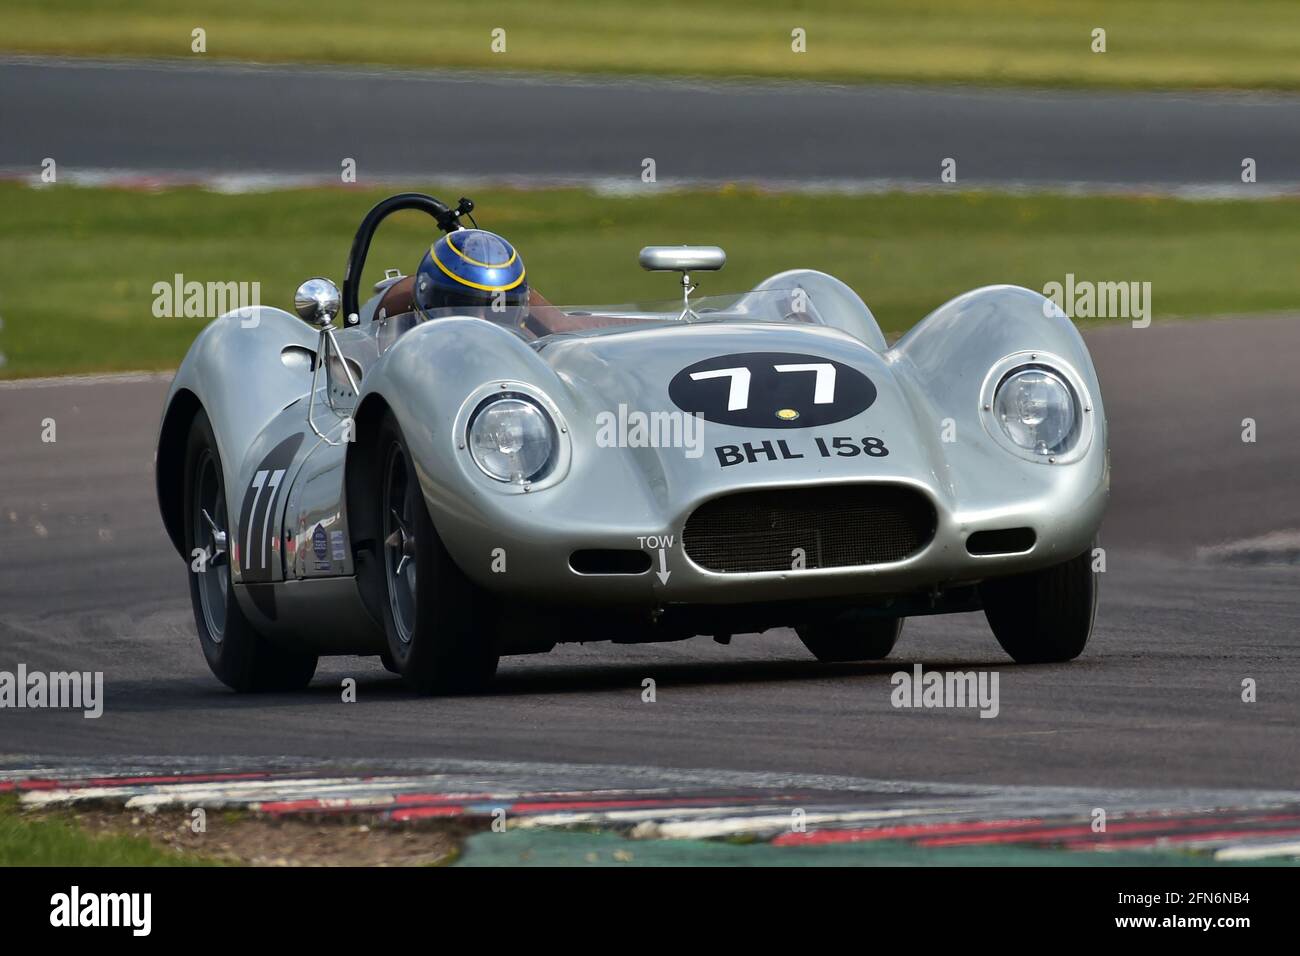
<box><xmin>979</xmin><ymin>547</ymin><xmax>1097</xmax><ymax>663</ymax></box>
<box><xmin>376</xmin><ymin>412</ymin><xmax>498</xmax><ymax>694</ymax></box>
<box><xmin>796</xmin><ymin>611</ymin><xmax>903</xmax><ymax>662</ymax></box>
<box><xmin>183</xmin><ymin>409</ymin><xmax>318</xmax><ymax>692</ymax></box>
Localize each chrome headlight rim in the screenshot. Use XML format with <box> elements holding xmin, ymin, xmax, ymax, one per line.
<box><xmin>454</xmin><ymin>381</ymin><xmax>571</xmax><ymax>493</ymax></box>
<box><xmin>468</xmin><ymin>395</ymin><xmax>555</xmax><ymax>484</ymax></box>
<box><xmin>979</xmin><ymin>351</ymin><xmax>1095</xmax><ymax>465</ymax></box>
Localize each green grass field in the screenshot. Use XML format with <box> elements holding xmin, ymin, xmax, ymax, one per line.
<box><xmin>3</xmin><ymin>0</ymin><xmax>1300</xmax><ymax>90</ymax></box>
<box><xmin>0</xmin><ymin>795</ymin><xmax>209</xmax><ymax>866</ymax></box>
<box><xmin>1</xmin><ymin>181</ymin><xmax>1298</xmax><ymax>378</ymax></box>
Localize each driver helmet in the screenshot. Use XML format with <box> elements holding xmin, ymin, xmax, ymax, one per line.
<box><xmin>413</xmin><ymin>229</ymin><xmax>528</xmax><ymax>323</ymax></box>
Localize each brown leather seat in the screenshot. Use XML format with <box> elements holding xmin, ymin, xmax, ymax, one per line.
<box><xmin>376</xmin><ymin>274</ymin><xmax>416</xmax><ymax>318</ymax></box>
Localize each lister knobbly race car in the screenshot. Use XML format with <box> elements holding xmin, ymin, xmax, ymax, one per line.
<box><xmin>155</xmin><ymin>193</ymin><xmax>1108</xmax><ymax>693</ymax></box>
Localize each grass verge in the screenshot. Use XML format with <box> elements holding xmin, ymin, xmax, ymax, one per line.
<box><xmin>1</xmin><ymin>181</ymin><xmax>1298</xmax><ymax>378</ymax></box>
<box><xmin>0</xmin><ymin>794</ymin><xmax>209</xmax><ymax>866</ymax></box>
<box><xmin>0</xmin><ymin>795</ymin><xmax>467</xmax><ymax>866</ymax></box>
<box><xmin>4</xmin><ymin>1</ymin><xmax>1300</xmax><ymax>90</ymax></box>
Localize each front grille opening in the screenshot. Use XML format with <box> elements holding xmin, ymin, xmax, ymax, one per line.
<box><xmin>569</xmin><ymin>549</ymin><xmax>652</xmax><ymax>575</ymax></box>
<box><xmin>966</xmin><ymin>528</ymin><xmax>1036</xmax><ymax>556</ymax></box>
<box><xmin>683</xmin><ymin>486</ymin><xmax>936</xmax><ymax>573</ymax></box>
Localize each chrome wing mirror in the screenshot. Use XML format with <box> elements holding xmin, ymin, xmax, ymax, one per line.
<box><xmin>294</xmin><ymin>278</ymin><xmax>358</xmax><ymax>445</ymax></box>
<box><xmin>639</xmin><ymin>246</ymin><xmax>726</xmax><ymax>321</ymax></box>
<box><xmin>294</xmin><ymin>277</ymin><xmax>342</xmax><ymax>327</ymax></box>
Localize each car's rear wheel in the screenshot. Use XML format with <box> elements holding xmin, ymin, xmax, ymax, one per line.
<box><xmin>979</xmin><ymin>547</ymin><xmax>1097</xmax><ymax>663</ymax></box>
<box><xmin>796</xmin><ymin>612</ymin><xmax>903</xmax><ymax>662</ymax></box>
<box><xmin>183</xmin><ymin>409</ymin><xmax>318</xmax><ymax>692</ymax></box>
<box><xmin>378</xmin><ymin>649</ymin><xmax>402</xmax><ymax>674</ymax></box>
<box><xmin>377</xmin><ymin>412</ymin><xmax>498</xmax><ymax>694</ymax></box>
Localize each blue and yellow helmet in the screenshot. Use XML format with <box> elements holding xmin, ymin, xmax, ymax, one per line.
<box><xmin>413</xmin><ymin>228</ymin><xmax>528</xmax><ymax>318</ymax></box>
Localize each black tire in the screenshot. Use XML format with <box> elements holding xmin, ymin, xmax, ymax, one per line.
<box><xmin>796</xmin><ymin>612</ymin><xmax>904</xmax><ymax>663</ymax></box>
<box><xmin>183</xmin><ymin>409</ymin><xmax>318</xmax><ymax>692</ymax></box>
<box><xmin>979</xmin><ymin>547</ymin><xmax>1098</xmax><ymax>664</ymax></box>
<box><xmin>375</xmin><ymin>412</ymin><xmax>498</xmax><ymax>694</ymax></box>
<box><xmin>378</xmin><ymin>650</ymin><xmax>402</xmax><ymax>675</ymax></box>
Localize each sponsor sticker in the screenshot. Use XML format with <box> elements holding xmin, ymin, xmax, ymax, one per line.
<box><xmin>312</xmin><ymin>524</ymin><xmax>330</xmax><ymax>571</ymax></box>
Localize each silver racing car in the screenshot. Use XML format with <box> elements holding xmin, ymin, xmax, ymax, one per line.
<box><xmin>155</xmin><ymin>192</ymin><xmax>1108</xmax><ymax>693</ymax></box>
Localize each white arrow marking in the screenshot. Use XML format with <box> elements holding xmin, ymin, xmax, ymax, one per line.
<box><xmin>656</xmin><ymin>548</ymin><xmax>671</xmax><ymax>585</ymax></box>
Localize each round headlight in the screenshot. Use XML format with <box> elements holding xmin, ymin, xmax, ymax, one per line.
<box><xmin>468</xmin><ymin>397</ymin><xmax>554</xmax><ymax>483</ymax></box>
<box><xmin>993</xmin><ymin>367</ymin><xmax>1076</xmax><ymax>455</ymax></box>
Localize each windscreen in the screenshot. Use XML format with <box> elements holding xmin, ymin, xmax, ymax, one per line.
<box><xmin>405</xmin><ymin>288</ymin><xmax>827</xmax><ymax>341</ymax></box>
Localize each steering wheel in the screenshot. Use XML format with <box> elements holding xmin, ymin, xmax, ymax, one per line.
<box><xmin>341</xmin><ymin>193</ymin><xmax>475</xmax><ymax>326</ymax></box>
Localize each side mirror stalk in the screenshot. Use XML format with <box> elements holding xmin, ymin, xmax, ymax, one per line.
<box><xmin>294</xmin><ymin>278</ymin><xmax>357</xmax><ymax>445</ymax></box>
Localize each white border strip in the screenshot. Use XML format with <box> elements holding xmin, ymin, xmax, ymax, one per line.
<box><xmin>4</xmin><ymin>167</ymin><xmax>1300</xmax><ymax>200</ymax></box>
<box><xmin>0</xmin><ymin>370</ymin><xmax>174</xmax><ymax>390</ymax></box>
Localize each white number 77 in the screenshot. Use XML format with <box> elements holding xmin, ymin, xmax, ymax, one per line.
<box><xmin>773</xmin><ymin>363</ymin><xmax>836</xmax><ymax>404</ymax></box>
<box><xmin>689</xmin><ymin>367</ymin><xmax>751</xmax><ymax>410</ymax></box>
<box><xmin>690</xmin><ymin>362</ymin><xmax>836</xmax><ymax>411</ymax></box>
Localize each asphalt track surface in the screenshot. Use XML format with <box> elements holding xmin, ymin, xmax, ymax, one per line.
<box><xmin>3</xmin><ymin>56</ymin><xmax>1300</xmax><ymax>190</ymax></box>
<box><xmin>2</xmin><ymin>315</ymin><xmax>1298</xmax><ymax>792</ymax></box>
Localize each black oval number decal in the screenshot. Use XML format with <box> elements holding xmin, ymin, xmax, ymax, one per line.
<box><xmin>669</xmin><ymin>351</ymin><xmax>876</xmax><ymax>428</ymax></box>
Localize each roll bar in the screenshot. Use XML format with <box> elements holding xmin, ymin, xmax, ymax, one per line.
<box><xmin>340</xmin><ymin>193</ymin><xmax>474</xmax><ymax>325</ymax></box>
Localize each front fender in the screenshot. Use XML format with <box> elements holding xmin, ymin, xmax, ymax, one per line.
<box><xmin>357</xmin><ymin>317</ymin><xmax>666</xmax><ymax>588</ymax></box>
<box><xmin>889</xmin><ymin>285</ymin><xmax>1108</xmax><ymax>563</ymax></box>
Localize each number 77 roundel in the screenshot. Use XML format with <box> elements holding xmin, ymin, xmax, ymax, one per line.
<box><xmin>668</xmin><ymin>351</ymin><xmax>877</xmax><ymax>428</ymax></box>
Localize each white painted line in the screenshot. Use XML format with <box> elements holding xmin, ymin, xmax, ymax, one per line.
<box><xmin>8</xmin><ymin>755</ymin><xmax>1300</xmax><ymax>816</ymax></box>
<box><xmin>510</xmin><ymin>806</ymin><xmax>949</xmax><ymax>836</ymax></box>
<box><xmin>20</xmin><ymin>775</ymin><xmax>411</xmax><ymax>808</ymax></box>
<box><xmin>0</xmin><ymin>370</ymin><xmax>174</xmax><ymax>390</ymax></box>
<box><xmin>124</xmin><ymin>777</ymin><xmax>428</xmax><ymax>809</ymax></box>
<box><xmin>509</xmin><ymin>805</ymin><xmax>799</xmax><ymax>828</ymax></box>
<box><xmin>4</xmin><ymin>165</ymin><xmax>1299</xmax><ymax>200</ymax></box>
<box><xmin>1214</xmin><ymin>841</ymin><xmax>1300</xmax><ymax>861</ymax></box>
<box><xmin>1198</xmin><ymin>530</ymin><xmax>1300</xmax><ymax>566</ymax></box>
<box><xmin>20</xmin><ymin>785</ymin><xmax>163</xmax><ymax>807</ymax></box>
<box><xmin>641</xmin><ymin>808</ymin><xmax>952</xmax><ymax>840</ymax></box>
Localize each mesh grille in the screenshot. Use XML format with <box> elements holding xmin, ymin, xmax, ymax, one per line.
<box><xmin>683</xmin><ymin>486</ymin><xmax>935</xmax><ymax>573</ymax></box>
